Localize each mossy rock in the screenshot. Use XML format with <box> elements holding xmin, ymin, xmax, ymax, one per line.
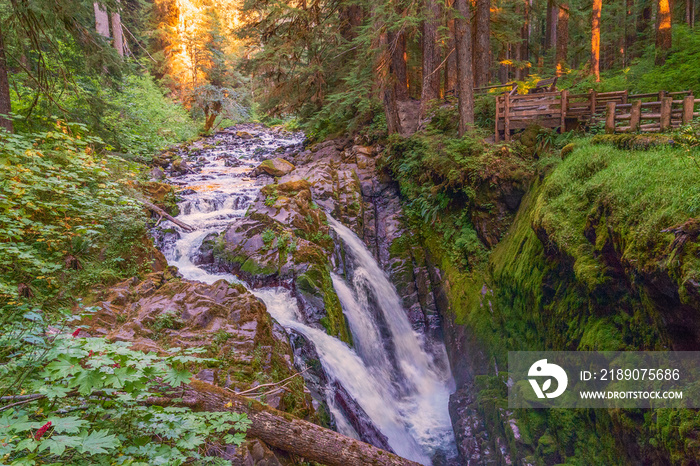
<box><xmin>560</xmin><ymin>143</ymin><xmax>576</xmax><ymax>159</ymax></box>
<box><xmin>590</xmin><ymin>133</ymin><xmax>674</xmax><ymax>150</ymax></box>
<box><xmin>258</xmin><ymin>158</ymin><xmax>295</xmax><ymax>177</ymax></box>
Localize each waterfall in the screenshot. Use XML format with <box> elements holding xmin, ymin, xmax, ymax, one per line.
<box><xmin>328</xmin><ymin>217</ymin><xmax>457</xmax><ymax>462</ymax></box>
<box><xmin>156</xmin><ymin>126</ymin><xmax>457</xmax><ymax>465</ymax></box>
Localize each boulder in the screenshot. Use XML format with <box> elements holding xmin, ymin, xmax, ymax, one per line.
<box><xmin>236</xmin><ymin>131</ymin><xmax>254</xmax><ymax>139</ymax></box>
<box><xmin>256</xmin><ymin>158</ymin><xmax>296</xmax><ymax>177</ymax></box>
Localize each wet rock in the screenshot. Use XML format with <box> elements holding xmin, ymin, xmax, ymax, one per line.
<box><xmin>192</xmin><ymin>232</ymin><xmax>219</xmax><ymax>266</ymax></box>
<box><xmin>332</xmin><ymin>381</ymin><xmax>394</xmax><ymax>453</ymax></box>
<box><xmin>82</xmin><ymin>271</ymin><xmax>315</xmax><ymax>421</ymax></box>
<box><xmin>236</xmin><ymin>131</ymin><xmax>254</xmax><ymax>140</ymax></box>
<box><xmin>150</xmin><ymin>167</ymin><xmax>165</xmax><ymax>181</ymax></box>
<box><xmin>254</xmin><ymin>158</ymin><xmax>295</xmax><ymax>177</ymax></box>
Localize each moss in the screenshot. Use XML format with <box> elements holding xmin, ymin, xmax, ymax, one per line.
<box><xmin>591</xmin><ymin>133</ymin><xmax>675</xmax><ymax>151</ymax></box>
<box><xmin>296</xmin><ymin>265</ymin><xmax>352</xmax><ymax>345</ymax></box>
<box><xmin>404</xmin><ymin>141</ymin><xmax>700</xmax><ymax>462</ymax></box>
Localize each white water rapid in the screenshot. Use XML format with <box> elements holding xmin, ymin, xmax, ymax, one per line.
<box><xmin>156</xmin><ymin>126</ymin><xmax>457</xmax><ymax>464</ymax></box>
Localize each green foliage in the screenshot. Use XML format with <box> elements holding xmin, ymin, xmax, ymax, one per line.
<box><xmin>0</xmin><ymin>310</ymin><xmax>249</xmax><ymax>465</ymax></box>
<box><xmin>261</xmin><ymin>229</ymin><xmax>276</xmax><ymax>249</ymax></box>
<box><xmin>103</xmin><ymin>74</ymin><xmax>198</xmax><ymax>160</ymax></box>
<box><xmin>383</xmin><ymin>129</ymin><xmax>535</xmax><ymax>268</ymax></box>
<box><xmin>0</xmin><ymin>122</ymin><xmax>151</xmax><ymax>300</ymax></box>
<box><xmin>534</xmin><ymin>139</ymin><xmax>700</xmax><ymax>291</ymax></box>
<box><xmin>264</xmin><ymin>188</ymin><xmax>279</xmax><ymax>207</ymax></box>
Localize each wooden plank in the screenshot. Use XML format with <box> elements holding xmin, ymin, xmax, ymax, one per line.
<box><xmin>510</xmin><ymin>92</ymin><xmax>560</xmax><ymax>100</ymax></box>
<box><xmin>605</xmin><ymin>102</ymin><xmax>617</xmax><ymax>134</ymax></box>
<box><xmin>629</xmin><ymin>93</ymin><xmax>660</xmax><ymax>99</ymax></box>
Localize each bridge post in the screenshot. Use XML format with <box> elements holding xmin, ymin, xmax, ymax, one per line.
<box><xmin>495</xmin><ymin>96</ymin><xmax>501</xmax><ymax>142</ymax></box>
<box><xmin>589</xmin><ymin>89</ymin><xmax>597</xmax><ymax>120</ymax></box>
<box><xmin>504</xmin><ymin>93</ymin><xmax>511</xmax><ymax>141</ymax></box>
<box><xmin>660</xmin><ymin>96</ymin><xmax>673</xmax><ymax>131</ymax></box>
<box><xmin>605</xmin><ymin>102</ymin><xmax>616</xmax><ymax>134</ymax></box>
<box><xmin>560</xmin><ymin>90</ymin><xmax>568</xmax><ymax>132</ymax></box>
<box><xmin>629</xmin><ymin>100</ymin><xmax>642</xmax><ymax>132</ymax></box>
<box><xmin>682</xmin><ymin>95</ymin><xmax>695</xmax><ymax>125</ymax></box>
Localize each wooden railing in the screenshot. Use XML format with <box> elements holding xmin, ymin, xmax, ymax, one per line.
<box><xmin>604</xmin><ymin>92</ymin><xmax>697</xmax><ymax>133</ymax></box>
<box><xmin>495</xmin><ymin>89</ymin><xmax>696</xmax><ymax>141</ymax></box>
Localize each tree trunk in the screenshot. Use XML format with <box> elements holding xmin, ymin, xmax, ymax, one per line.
<box><xmin>514</xmin><ymin>0</ymin><xmax>528</xmax><ymax>81</ymax></box>
<box><xmin>545</xmin><ymin>0</ymin><xmax>557</xmax><ymax>52</ymax></box>
<box><xmin>149</xmin><ymin>380</ymin><xmax>420</xmax><ymax>466</ymax></box>
<box><xmin>389</xmin><ymin>30</ymin><xmax>409</xmax><ymax>100</ymax></box>
<box><xmin>340</xmin><ymin>5</ymin><xmax>364</xmax><ymax>41</ymax></box>
<box><xmin>445</xmin><ymin>15</ymin><xmax>458</xmax><ymax>94</ymax></box>
<box><xmin>454</xmin><ymin>0</ymin><xmax>474</xmax><ymax>135</ymax></box>
<box><xmin>0</xmin><ymin>22</ymin><xmax>13</xmax><ymax>133</ymax></box>
<box><xmin>474</xmin><ymin>0</ymin><xmax>490</xmax><ymax>87</ymax></box>
<box><xmin>94</xmin><ymin>2</ymin><xmax>110</xmax><ymax>37</ymax></box>
<box><xmin>497</xmin><ymin>47</ymin><xmax>508</xmax><ymax>83</ymax></box>
<box><xmin>624</xmin><ymin>0</ymin><xmax>635</xmax><ymax>65</ymax></box>
<box><xmin>111</xmin><ymin>9</ymin><xmax>124</xmax><ymax>56</ymax></box>
<box><xmin>381</xmin><ymin>31</ymin><xmax>404</xmax><ymax>135</ymax></box>
<box><xmin>556</xmin><ymin>3</ymin><xmax>569</xmax><ymax>75</ymax></box>
<box><xmin>591</xmin><ymin>0</ymin><xmax>602</xmax><ymax>81</ymax></box>
<box><xmin>421</xmin><ymin>0</ymin><xmax>441</xmax><ymax>117</ymax></box>
<box><xmin>656</xmin><ymin>0</ymin><xmax>672</xmax><ymax>64</ymax></box>
<box><xmin>688</xmin><ymin>0</ymin><xmax>696</xmax><ymax>28</ymax></box>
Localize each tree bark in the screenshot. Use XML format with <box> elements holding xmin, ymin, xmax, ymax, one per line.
<box><xmin>111</xmin><ymin>10</ymin><xmax>124</xmax><ymax>56</ymax></box>
<box><xmin>340</xmin><ymin>5</ymin><xmax>364</xmax><ymax>41</ymax></box>
<box><xmin>556</xmin><ymin>3</ymin><xmax>569</xmax><ymax>75</ymax></box>
<box><xmin>445</xmin><ymin>14</ymin><xmax>458</xmax><ymax>94</ymax></box>
<box><xmin>514</xmin><ymin>0</ymin><xmax>528</xmax><ymax>81</ymax></box>
<box><xmin>94</xmin><ymin>3</ymin><xmax>110</xmax><ymax>38</ymax></box>
<box><xmin>381</xmin><ymin>31</ymin><xmax>404</xmax><ymax>135</ymax></box>
<box><xmin>656</xmin><ymin>0</ymin><xmax>672</xmax><ymax>64</ymax></box>
<box><xmin>624</xmin><ymin>0</ymin><xmax>635</xmax><ymax>65</ymax></box>
<box><xmin>0</xmin><ymin>21</ymin><xmax>13</xmax><ymax>133</ymax></box>
<box><xmin>545</xmin><ymin>0</ymin><xmax>557</xmax><ymax>52</ymax></box>
<box><xmin>497</xmin><ymin>46</ymin><xmax>508</xmax><ymax>83</ymax></box>
<box><xmin>149</xmin><ymin>380</ymin><xmax>420</xmax><ymax>466</ymax></box>
<box><xmin>473</xmin><ymin>0</ymin><xmax>490</xmax><ymax>87</ymax></box>
<box><xmin>388</xmin><ymin>30</ymin><xmax>409</xmax><ymax>100</ymax></box>
<box><xmin>591</xmin><ymin>0</ymin><xmax>602</xmax><ymax>81</ymax></box>
<box><xmin>142</xmin><ymin>200</ymin><xmax>195</xmax><ymax>231</ymax></box>
<box><xmin>421</xmin><ymin>0</ymin><xmax>441</xmax><ymax>117</ymax></box>
<box><xmin>687</xmin><ymin>0</ymin><xmax>695</xmax><ymax>28</ymax></box>
<box><xmin>454</xmin><ymin>0</ymin><xmax>474</xmax><ymax>135</ymax></box>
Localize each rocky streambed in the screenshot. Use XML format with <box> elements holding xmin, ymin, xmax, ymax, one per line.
<box><xmin>141</xmin><ymin>124</ymin><xmax>460</xmax><ymax>464</ymax></box>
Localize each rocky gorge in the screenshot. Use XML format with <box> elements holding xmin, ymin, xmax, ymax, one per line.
<box><xmin>84</xmin><ymin>123</ymin><xmax>700</xmax><ymax>465</ymax></box>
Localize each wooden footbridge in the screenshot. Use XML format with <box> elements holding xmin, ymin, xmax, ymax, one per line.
<box><xmin>494</xmin><ymin>85</ymin><xmax>698</xmax><ymax>142</ymax></box>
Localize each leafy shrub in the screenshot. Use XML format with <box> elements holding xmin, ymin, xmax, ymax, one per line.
<box><xmin>0</xmin><ymin>122</ymin><xmax>150</xmax><ymax>300</ymax></box>
<box><xmin>261</xmin><ymin>229</ymin><xmax>276</xmax><ymax>249</ymax></box>
<box><xmin>103</xmin><ymin>74</ymin><xmax>197</xmax><ymax>160</ymax></box>
<box><xmin>0</xmin><ymin>308</ymin><xmax>250</xmax><ymax>465</ymax></box>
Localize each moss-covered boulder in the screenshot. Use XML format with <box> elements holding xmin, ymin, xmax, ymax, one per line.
<box><xmin>255</xmin><ymin>158</ymin><xmax>295</xmax><ymax>177</ymax></box>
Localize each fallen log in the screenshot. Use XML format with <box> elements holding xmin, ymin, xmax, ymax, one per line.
<box><xmin>147</xmin><ymin>379</ymin><xmax>421</xmax><ymax>466</ymax></box>
<box><xmin>140</xmin><ymin>199</ymin><xmax>194</xmax><ymax>232</ymax></box>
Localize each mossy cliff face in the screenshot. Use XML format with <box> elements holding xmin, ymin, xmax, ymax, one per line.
<box><xmin>384</xmin><ymin>135</ymin><xmax>700</xmax><ymax>464</ymax></box>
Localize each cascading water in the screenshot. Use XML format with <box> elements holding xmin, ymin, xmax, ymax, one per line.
<box><xmin>155</xmin><ymin>126</ymin><xmax>457</xmax><ymax>465</ymax></box>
